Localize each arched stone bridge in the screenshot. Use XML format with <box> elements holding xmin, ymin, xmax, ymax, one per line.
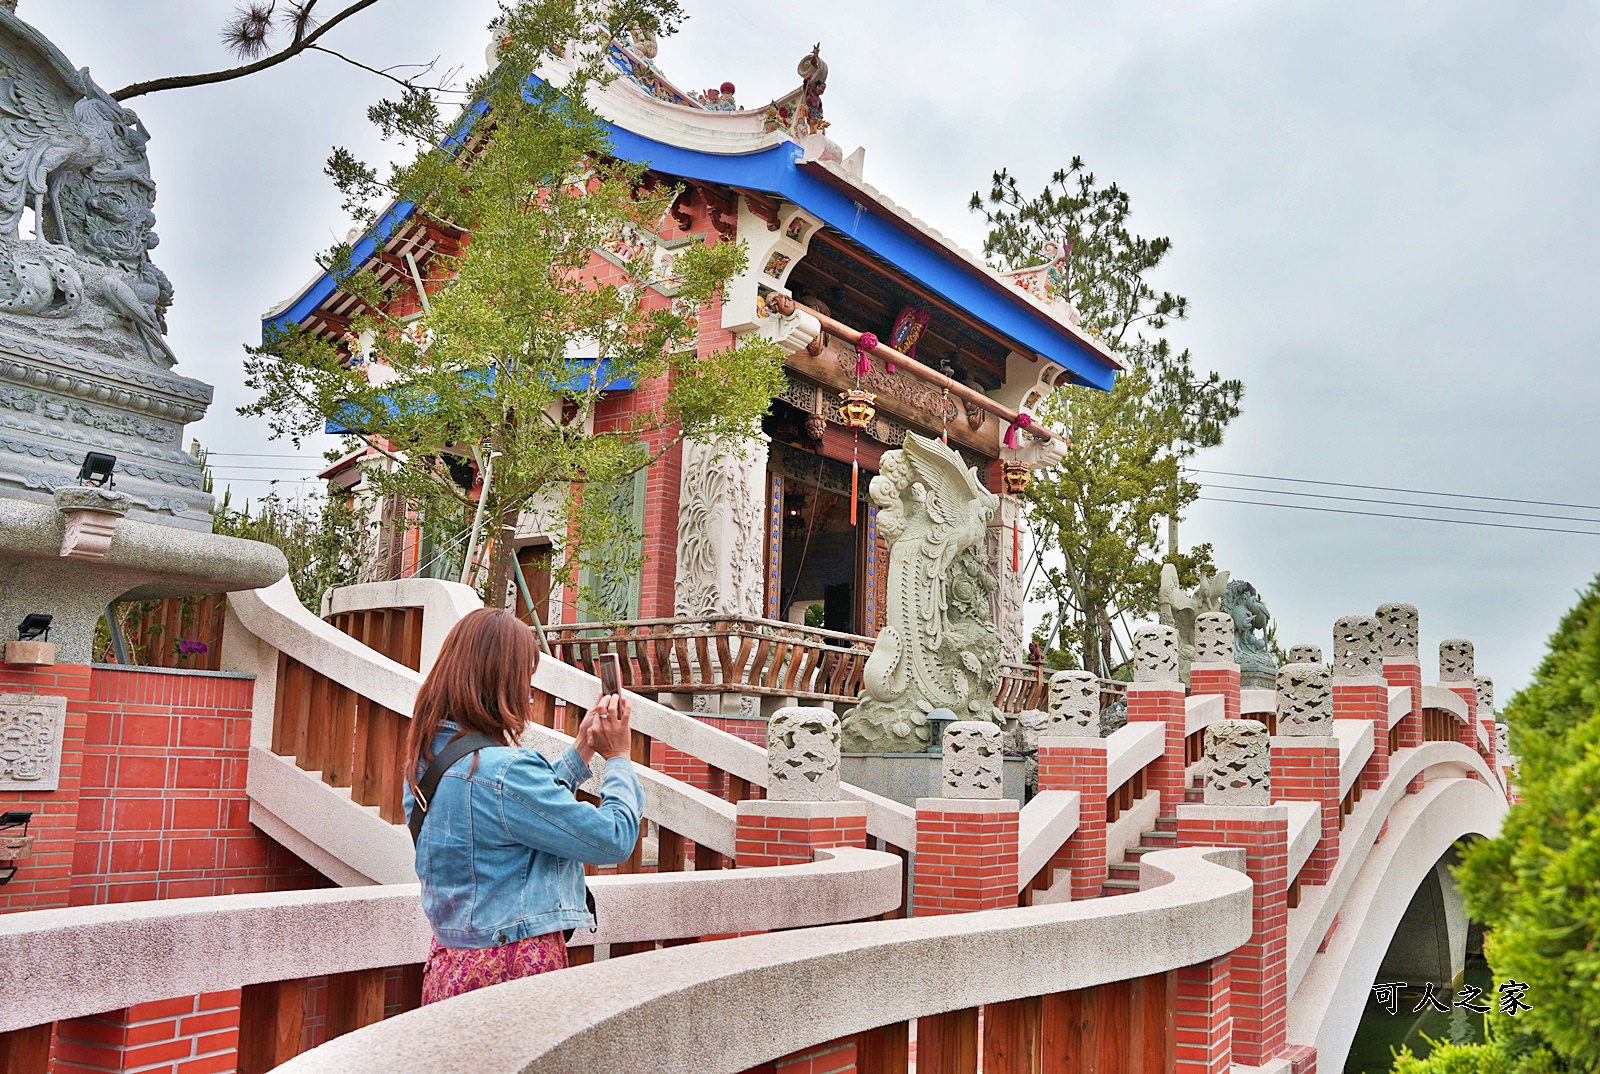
<box><xmin>0</xmin><ymin>583</ymin><xmax>1510</xmax><ymax>1074</ymax></box>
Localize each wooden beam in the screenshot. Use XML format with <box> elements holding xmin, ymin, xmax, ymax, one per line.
<box><xmin>0</xmin><ymin>1024</ymin><xmax>52</xmax><ymax>1074</ymax></box>
<box><xmin>326</xmin><ymin>968</ymin><xmax>388</xmax><ymax>1041</ymax></box>
<box><xmin>984</xmin><ymin>997</ymin><xmax>1042</xmax><ymax>1074</ymax></box>
<box><xmin>786</xmin><ymin>298</ymin><xmax>1069</xmax><ymax>448</ymax></box>
<box><xmin>856</xmin><ymin>1021</ymin><xmax>909</xmax><ymax>1074</ymax></box>
<box><xmin>918</xmin><ymin>1008</ymin><xmax>979</xmax><ymax>1074</ymax></box>
<box><xmin>238</xmin><ymin>978</ymin><xmax>309</xmax><ymax>1074</ymax></box>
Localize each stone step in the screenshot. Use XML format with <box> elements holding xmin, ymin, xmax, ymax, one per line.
<box><xmin>1155</xmin><ymin>817</ymin><xmax>1178</xmax><ymax>832</ymax></box>
<box><xmin>1184</xmin><ymin>789</ymin><xmax>1204</xmax><ymax>803</ymax></box>
<box><xmin>1141</xmin><ymin>829</ymin><xmax>1178</xmax><ymax>844</ymax></box>
<box><xmin>1106</xmin><ymin>862</ymin><xmax>1140</xmax><ymax>881</ymax></box>
<box><xmin>1100</xmin><ymin>879</ymin><xmax>1141</xmax><ymax>897</ymax></box>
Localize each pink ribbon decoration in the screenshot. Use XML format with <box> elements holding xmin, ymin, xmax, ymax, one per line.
<box><xmin>1004</xmin><ymin>412</ymin><xmax>1033</xmax><ymax>449</ymax></box>
<box><xmin>855</xmin><ymin>331</ymin><xmax>879</xmax><ymax>378</ymax></box>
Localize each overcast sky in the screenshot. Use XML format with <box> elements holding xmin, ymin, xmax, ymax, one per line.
<box><xmin>28</xmin><ymin>1</ymin><xmax>1600</xmax><ymax>698</ymax></box>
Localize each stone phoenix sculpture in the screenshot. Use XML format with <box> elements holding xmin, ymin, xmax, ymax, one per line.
<box><xmin>1158</xmin><ymin>563</ymin><xmax>1229</xmax><ymax>683</ymax></box>
<box><xmin>842</xmin><ymin>433</ymin><xmax>1002</xmax><ymax>753</ymax></box>
<box><xmin>0</xmin><ymin>8</ymin><xmax>212</xmax><ymax>529</ymax></box>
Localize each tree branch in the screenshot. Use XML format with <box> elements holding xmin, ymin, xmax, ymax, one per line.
<box><xmin>111</xmin><ymin>0</ymin><xmax>385</xmax><ymax>101</ymax></box>
<box><xmin>307</xmin><ymin>45</ymin><xmax>466</xmax><ymax>94</ymax></box>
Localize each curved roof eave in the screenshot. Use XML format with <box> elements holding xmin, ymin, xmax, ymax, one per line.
<box><xmin>266</xmin><ymin>77</ymin><xmax>1118</xmax><ymax>392</ymax></box>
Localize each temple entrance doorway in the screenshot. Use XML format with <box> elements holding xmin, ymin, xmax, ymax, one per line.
<box><xmin>780</xmin><ymin>478</ymin><xmax>857</xmax><ymax>633</ymax></box>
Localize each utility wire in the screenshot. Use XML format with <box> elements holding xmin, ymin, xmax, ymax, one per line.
<box><xmin>1197</xmin><ymin>495</ymin><xmax>1600</xmax><ymax>537</ymax></box>
<box><xmin>1187</xmin><ymin>467</ymin><xmax>1600</xmax><ymax>513</ymax></box>
<box><xmin>1194</xmin><ymin>481</ymin><xmax>1600</xmax><ymax>525</ymax></box>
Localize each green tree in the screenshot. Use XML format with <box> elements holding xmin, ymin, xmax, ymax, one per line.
<box><xmin>1396</xmin><ymin>575</ymin><xmax>1600</xmax><ymax>1073</ymax></box>
<box><xmin>242</xmin><ymin>0</ymin><xmax>784</xmax><ymax>606</ymax></box>
<box><xmin>213</xmin><ymin>487</ymin><xmax>364</xmax><ymax>610</ymax></box>
<box><xmin>972</xmin><ymin>159</ymin><xmax>1242</xmax><ymax>674</ymax></box>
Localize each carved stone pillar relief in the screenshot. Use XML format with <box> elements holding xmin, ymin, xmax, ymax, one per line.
<box><xmin>1276</xmin><ymin>662</ymin><xmax>1333</xmax><ymax>735</ymax></box>
<box><xmin>1047</xmin><ymin>670</ymin><xmax>1101</xmax><ymax>737</ymax></box>
<box><xmin>1377</xmin><ymin>602</ymin><xmax>1419</xmax><ymax>663</ymax></box>
<box><xmin>0</xmin><ymin>693</ymin><xmax>68</xmax><ymax>791</ymax></box>
<box><xmin>674</xmin><ymin>435</ymin><xmax>769</xmax><ymax>619</ymax></box>
<box><xmin>767</xmin><ymin>706</ymin><xmax>841</xmax><ymax>801</ymax></box>
<box><xmin>1286</xmin><ymin>645</ymin><xmax>1323</xmax><ymax>665</ymax></box>
<box><xmin>1333</xmin><ymin>615</ymin><xmax>1382</xmax><ymax>678</ymax></box>
<box><xmin>987</xmin><ymin>494</ymin><xmax>1026</xmax><ymax>665</ymax></box>
<box><xmin>1439</xmin><ymin>639</ymin><xmax>1475</xmax><ymax>682</ymax></box>
<box><xmin>1194</xmin><ymin>612</ymin><xmax>1236</xmax><ymax>664</ymax></box>
<box><xmin>1203</xmin><ymin>719</ymin><xmax>1270</xmax><ymax>806</ymax></box>
<box><xmin>1132</xmin><ymin>624</ymin><xmax>1180</xmax><ymax>683</ymax></box>
<box><xmin>942</xmin><ymin>721</ymin><xmax>1003</xmax><ymax>799</ymax></box>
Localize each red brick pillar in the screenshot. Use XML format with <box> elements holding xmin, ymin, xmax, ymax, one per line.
<box><xmin>1273</xmin><ymin>662</ymin><xmax>1339</xmax><ymax>885</ymax></box>
<box><xmin>0</xmin><ymin>662</ymin><xmax>92</xmax><ymax>912</ymax></box>
<box><xmin>1331</xmin><ymin>615</ymin><xmax>1388</xmax><ymax>792</ymax></box>
<box><xmin>735</xmin><ymin>800</ymin><xmax>867</xmax><ymax>867</ymax></box>
<box><xmin>1475</xmin><ymin>677</ymin><xmax>1499</xmax><ymax>779</ymax></box>
<box><xmin>1176</xmin><ymin>804</ymin><xmax>1290</xmax><ymax>1065</ymax></box>
<box><xmin>1189</xmin><ymin>612</ymin><xmax>1241</xmax><ymax>720</ymax></box>
<box><xmin>1377</xmin><ymin>603</ymin><xmax>1424</xmax><ymax>794</ymax></box>
<box><xmin>915</xmin><ymin>720</ymin><xmax>1017</xmax><ymax>917</ymax></box>
<box><xmin>1177</xmin><ymin>956</ymin><xmax>1234</xmax><ymax>1074</ymax></box>
<box><xmin>738</xmin><ymin>707</ymin><xmax>864</xmax><ymax>868</ymax></box>
<box><xmin>54</xmin><ymin>990</ymin><xmax>241</xmax><ymax>1074</ymax></box>
<box><xmin>1037</xmin><ymin>736</ymin><xmax>1108</xmax><ymax>900</ymax></box>
<box><xmin>1440</xmin><ymin>639</ymin><xmax>1480</xmax><ymax>760</ymax></box>
<box><xmin>1129</xmin><ymin>625</ymin><xmax>1187</xmax><ymax>821</ymax></box>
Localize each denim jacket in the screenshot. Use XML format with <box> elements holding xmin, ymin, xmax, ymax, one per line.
<box><xmin>403</xmin><ymin>721</ymin><xmax>643</xmax><ymax>948</ymax></box>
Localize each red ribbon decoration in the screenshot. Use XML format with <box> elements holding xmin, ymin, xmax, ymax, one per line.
<box><xmin>1004</xmin><ymin>412</ymin><xmax>1033</xmax><ymax>450</ymax></box>
<box><xmin>855</xmin><ymin>332</ymin><xmax>879</xmax><ymax>379</ymax></box>
<box><xmin>850</xmin><ymin>459</ymin><xmax>859</xmax><ymax>526</ymax></box>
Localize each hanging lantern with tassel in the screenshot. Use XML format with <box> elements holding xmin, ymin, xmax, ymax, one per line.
<box><xmin>839</xmin><ymin>388</ymin><xmax>876</xmax><ymax>526</ymax></box>
<box><xmin>1002</xmin><ymin>462</ymin><xmax>1030</xmax><ymax>572</ymax></box>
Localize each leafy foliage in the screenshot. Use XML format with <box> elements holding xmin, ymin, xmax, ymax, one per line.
<box><xmin>972</xmin><ymin>159</ymin><xmax>1242</xmax><ymax>674</ymax></box>
<box><xmin>241</xmin><ymin>0</ymin><xmax>784</xmax><ymax>605</ymax></box>
<box><xmin>213</xmin><ymin>488</ymin><xmax>365</xmax><ymax>611</ymax></box>
<box><xmin>1395</xmin><ymin>576</ymin><xmax>1600</xmax><ymax>1073</ymax></box>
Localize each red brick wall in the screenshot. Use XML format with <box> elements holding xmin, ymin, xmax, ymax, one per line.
<box><xmin>0</xmin><ymin>662</ymin><xmax>92</xmax><ymax>912</ymax></box>
<box><xmin>70</xmin><ymin>667</ymin><xmax>326</xmax><ymax>905</ymax></box>
<box><xmin>734</xmin><ymin>807</ymin><xmax>866</xmax><ymax>868</ymax></box>
<box><xmin>1037</xmin><ymin>742</ymin><xmax>1107</xmax><ymax>900</ymax></box>
<box><xmin>912</xmin><ymin>803</ymin><xmax>1018</xmax><ymax>916</ymax></box>
<box><xmin>1270</xmin><ymin>741</ymin><xmax>1339</xmax><ymax>884</ymax></box>
<box><xmin>1127</xmin><ymin>685</ymin><xmax>1187</xmax><ymax>820</ymax></box>
<box><xmin>1332</xmin><ymin>682</ymin><xmax>1388</xmax><ymax>791</ymax></box>
<box><xmin>54</xmin><ymin>990</ymin><xmax>240</xmax><ymax>1074</ymax></box>
<box><xmin>1176</xmin><ymin>813</ymin><xmax>1288</xmax><ymax>1065</ymax></box>
<box><xmin>1176</xmin><ymin>956</ymin><xmax>1232</xmax><ymax>1074</ymax></box>
<box><xmin>1383</xmin><ymin>662</ymin><xmax>1424</xmax><ymax>793</ymax></box>
<box><xmin>1189</xmin><ymin>666</ymin><xmax>1241</xmax><ymax>721</ymax></box>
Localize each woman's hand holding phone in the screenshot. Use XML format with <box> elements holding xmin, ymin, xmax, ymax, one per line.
<box><xmin>583</xmin><ymin>693</ymin><xmax>632</xmax><ymax>760</ymax></box>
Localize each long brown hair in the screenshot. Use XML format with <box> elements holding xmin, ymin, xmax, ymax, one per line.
<box><xmin>404</xmin><ymin>608</ymin><xmax>540</xmax><ymax>795</ymax></box>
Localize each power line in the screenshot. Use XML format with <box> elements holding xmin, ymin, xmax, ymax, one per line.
<box><xmin>1187</xmin><ymin>467</ymin><xmax>1600</xmax><ymax>513</ymax></box>
<box><xmin>1195</xmin><ymin>481</ymin><xmax>1600</xmax><ymax>525</ymax></box>
<box><xmin>1197</xmin><ymin>495</ymin><xmax>1600</xmax><ymax>537</ymax></box>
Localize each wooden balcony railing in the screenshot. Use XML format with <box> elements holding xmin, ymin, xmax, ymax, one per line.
<box><xmin>546</xmin><ymin>615</ymin><xmax>1126</xmax><ymax>716</ymax></box>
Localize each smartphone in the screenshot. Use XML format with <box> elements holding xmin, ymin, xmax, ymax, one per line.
<box><xmin>596</xmin><ymin>653</ymin><xmax>622</xmax><ymax>698</ymax></box>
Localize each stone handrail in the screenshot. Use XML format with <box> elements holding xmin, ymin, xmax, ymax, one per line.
<box><xmin>233</xmin><ymin>579</ymin><xmax>918</xmax><ymax>853</ymax></box>
<box><xmin>1419</xmin><ymin>684</ymin><xmax>1469</xmax><ymax>722</ymax></box>
<box><xmin>1102</xmin><ymin>721</ymin><xmax>1164</xmax><ymax>795</ymax></box>
<box><xmin>0</xmin><ymin>847</ymin><xmax>899</xmax><ymax>1036</ymax></box>
<box><xmin>1184</xmin><ymin>692</ymin><xmax>1225</xmax><ymax>736</ymax></box>
<box><xmin>1015</xmin><ymin>789</ymin><xmax>1080</xmax><ymax>894</ymax></box>
<box><xmin>274</xmin><ymin>845</ymin><xmax>1253</xmax><ymax>1074</ymax></box>
<box><xmin>1332</xmin><ymin>719</ymin><xmax>1375</xmax><ymax>800</ymax></box>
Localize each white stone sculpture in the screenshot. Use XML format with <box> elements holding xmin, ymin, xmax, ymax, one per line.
<box><xmin>1159</xmin><ymin>564</ymin><xmax>1230</xmax><ymax>680</ymax></box>
<box><xmin>1132</xmin><ymin>624</ymin><xmax>1180</xmax><ymax>683</ymax></box>
<box><xmin>941</xmin><ymin>720</ymin><xmax>1003</xmax><ymax>799</ymax></box>
<box><xmin>1286</xmin><ymin>645</ymin><xmax>1323</xmax><ymax>664</ymax></box>
<box><xmin>674</xmin><ymin>435</ymin><xmax>768</xmax><ymax>619</ymax></box>
<box><xmin>766</xmin><ymin>706</ymin><xmax>841</xmax><ymax>802</ymax></box>
<box><xmin>1333</xmin><ymin>615</ymin><xmax>1382</xmax><ymax>678</ymax></box>
<box><xmin>1203</xmin><ymin>719</ymin><xmax>1270</xmax><ymax>806</ymax></box>
<box><xmin>1194</xmin><ymin>612</ymin><xmax>1236</xmax><ymax>665</ymax></box>
<box><xmin>0</xmin><ymin>692</ymin><xmax>67</xmax><ymax>791</ymax></box>
<box><xmin>1377</xmin><ymin>603</ymin><xmax>1419</xmax><ymax>663</ymax></box>
<box><xmin>1276</xmin><ymin>662</ymin><xmax>1332</xmax><ymax>735</ymax></box>
<box><xmin>1440</xmin><ymin>639</ymin><xmax>1474</xmax><ymax>682</ymax></box>
<box><xmin>842</xmin><ymin>434</ymin><xmax>1001</xmax><ymax>753</ymax></box>
<box><xmin>1047</xmin><ymin>669</ymin><xmax>1100</xmax><ymax>737</ymax></box>
<box><xmin>1495</xmin><ymin>722</ymin><xmax>1509</xmax><ymax>755</ymax></box>
<box><xmin>1475</xmin><ymin>676</ymin><xmax>1494</xmax><ymax>716</ymax></box>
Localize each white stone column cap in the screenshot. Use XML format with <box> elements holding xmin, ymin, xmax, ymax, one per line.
<box><xmin>1126</xmin><ymin>680</ymin><xmax>1184</xmax><ymax>694</ymax></box>
<box><xmin>1176</xmin><ymin>803</ymin><xmax>1290</xmax><ymax>824</ymax></box>
<box><xmin>1268</xmin><ymin>735</ymin><xmax>1341</xmax><ymax>750</ymax></box>
<box><xmin>1330</xmin><ymin>675</ymin><xmax>1388</xmax><ymax>689</ymax></box>
<box><xmin>1189</xmin><ymin>660</ymin><xmax>1241</xmax><ymax>673</ymax></box>
<box><xmin>915</xmin><ymin>798</ymin><xmax>1020</xmax><ymax>814</ymax></box>
<box><xmin>1036</xmin><ymin>735</ymin><xmax>1113</xmax><ymax>754</ymax></box>
<box><xmin>737</xmin><ymin>800</ymin><xmax>866</xmax><ymax>820</ymax></box>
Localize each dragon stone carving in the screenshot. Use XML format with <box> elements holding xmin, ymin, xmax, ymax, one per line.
<box><xmin>0</xmin><ymin>11</ymin><xmax>211</xmax><ymax>528</ymax></box>
<box><xmin>0</xmin><ymin>15</ymin><xmax>174</xmax><ymax>366</ymax></box>
<box><xmin>841</xmin><ymin>433</ymin><xmax>1001</xmax><ymax>753</ymax></box>
<box><xmin>1222</xmin><ymin>578</ymin><xmax>1279</xmax><ymax>689</ymax></box>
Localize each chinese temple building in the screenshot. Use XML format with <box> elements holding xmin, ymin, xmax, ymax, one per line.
<box><xmin>265</xmin><ymin>31</ymin><xmax>1122</xmax><ymax>715</ymax></box>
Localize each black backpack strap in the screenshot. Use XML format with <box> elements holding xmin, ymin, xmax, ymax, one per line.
<box><xmin>408</xmin><ymin>732</ymin><xmax>501</xmax><ymax>844</ymax></box>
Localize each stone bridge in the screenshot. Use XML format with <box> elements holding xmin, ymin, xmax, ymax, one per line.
<box><xmin>0</xmin><ymin>583</ymin><xmax>1510</xmax><ymax>1074</ymax></box>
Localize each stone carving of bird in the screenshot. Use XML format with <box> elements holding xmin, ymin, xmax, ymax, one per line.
<box><xmin>97</xmin><ymin>266</ymin><xmax>173</xmax><ymax>365</ymax></box>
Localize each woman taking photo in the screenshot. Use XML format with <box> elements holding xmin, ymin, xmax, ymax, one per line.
<box><xmin>403</xmin><ymin>608</ymin><xmax>642</xmax><ymax>1004</ymax></box>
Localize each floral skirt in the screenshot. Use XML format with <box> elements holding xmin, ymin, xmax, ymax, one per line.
<box><xmin>420</xmin><ymin>931</ymin><xmax>570</xmax><ymax>1005</ymax></box>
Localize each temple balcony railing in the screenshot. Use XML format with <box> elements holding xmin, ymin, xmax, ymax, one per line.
<box><xmin>545</xmin><ymin>614</ymin><xmax>1126</xmax><ymax>715</ymax></box>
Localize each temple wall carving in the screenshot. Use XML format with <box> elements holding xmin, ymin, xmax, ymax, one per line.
<box><xmin>674</xmin><ymin>435</ymin><xmax>769</xmax><ymax>619</ymax></box>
